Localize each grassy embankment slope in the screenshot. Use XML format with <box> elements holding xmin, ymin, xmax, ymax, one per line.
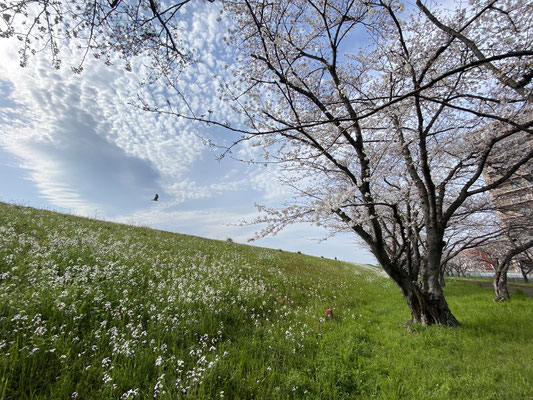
<box><xmin>1</xmin><ymin>202</ymin><xmax>532</xmax><ymax>399</ymax></box>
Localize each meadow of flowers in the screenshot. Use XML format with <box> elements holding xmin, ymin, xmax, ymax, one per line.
<box><xmin>1</xmin><ymin>202</ymin><xmax>532</xmax><ymax>399</ymax></box>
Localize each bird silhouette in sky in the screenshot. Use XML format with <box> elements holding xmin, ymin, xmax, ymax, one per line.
<box><xmin>152</xmin><ymin>194</ymin><xmax>159</xmax><ymax>201</ymax></box>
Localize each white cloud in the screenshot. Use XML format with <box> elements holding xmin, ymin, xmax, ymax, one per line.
<box><xmin>249</xmin><ymin>167</ymin><xmax>293</xmax><ymax>201</ymax></box>
<box><xmin>0</xmin><ymin>50</ymin><xmax>166</xmax><ymax>213</ymax></box>
<box><xmin>0</xmin><ymin>3</ymin><xmax>249</xmax><ymax>216</ymax></box>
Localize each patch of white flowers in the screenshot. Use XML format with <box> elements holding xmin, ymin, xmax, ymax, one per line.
<box><xmin>0</xmin><ymin>204</ymin><xmax>385</xmax><ymax>397</ymax></box>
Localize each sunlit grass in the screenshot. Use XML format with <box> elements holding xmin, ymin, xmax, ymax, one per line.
<box><xmin>1</xmin><ymin>202</ymin><xmax>532</xmax><ymax>399</ymax></box>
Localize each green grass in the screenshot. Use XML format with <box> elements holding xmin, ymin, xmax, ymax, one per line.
<box><xmin>1</xmin><ymin>202</ymin><xmax>532</xmax><ymax>399</ymax></box>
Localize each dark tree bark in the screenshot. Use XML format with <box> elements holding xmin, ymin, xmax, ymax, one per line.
<box><xmin>406</xmin><ymin>282</ymin><xmax>459</xmax><ymax>326</ymax></box>
<box><xmin>494</xmin><ymin>259</ymin><xmax>511</xmax><ymax>302</ymax></box>
<box><xmin>493</xmin><ymin>239</ymin><xmax>533</xmax><ymax>301</ymax></box>
<box><xmin>518</xmin><ymin>259</ymin><xmax>532</xmax><ymax>283</ymax></box>
<box><xmin>379</xmin><ymin>255</ymin><xmax>459</xmax><ymax>326</ymax></box>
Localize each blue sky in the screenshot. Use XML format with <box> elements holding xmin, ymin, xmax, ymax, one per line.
<box><xmin>0</xmin><ymin>3</ymin><xmax>375</xmax><ymax>264</ymax></box>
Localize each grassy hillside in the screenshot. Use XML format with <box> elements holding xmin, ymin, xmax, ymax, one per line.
<box><xmin>1</xmin><ymin>202</ymin><xmax>532</xmax><ymax>399</ymax></box>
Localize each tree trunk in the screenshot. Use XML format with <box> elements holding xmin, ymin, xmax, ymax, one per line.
<box><xmin>493</xmin><ymin>239</ymin><xmax>533</xmax><ymax>301</ymax></box>
<box><xmin>399</xmin><ymin>279</ymin><xmax>459</xmax><ymax>327</ymax></box>
<box><xmin>399</xmin><ymin>233</ymin><xmax>459</xmax><ymax>326</ymax></box>
<box><xmin>375</xmin><ymin>242</ymin><xmax>459</xmax><ymax>327</ymax></box>
<box><xmin>518</xmin><ymin>260</ymin><xmax>532</xmax><ymax>283</ymax></box>
<box><xmin>521</xmin><ymin>268</ymin><xmax>529</xmax><ymax>283</ymax></box>
<box><xmin>493</xmin><ymin>263</ymin><xmax>510</xmax><ymax>302</ymax></box>
<box><xmin>439</xmin><ymin>267</ymin><xmax>446</xmax><ymax>287</ymax></box>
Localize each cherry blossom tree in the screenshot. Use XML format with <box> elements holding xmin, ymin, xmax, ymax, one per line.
<box><xmin>492</xmin><ymin>238</ymin><xmax>533</xmax><ymax>300</ymax></box>
<box><xmin>216</xmin><ymin>0</ymin><xmax>532</xmax><ymax>325</ymax></box>
<box><xmin>440</xmin><ymin>198</ymin><xmax>503</xmax><ymax>282</ymax></box>
<box><xmin>441</xmin><ymin>195</ymin><xmax>533</xmax><ymax>300</ymax></box>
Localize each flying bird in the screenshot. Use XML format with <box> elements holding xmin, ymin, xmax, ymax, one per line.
<box><xmin>152</xmin><ymin>194</ymin><xmax>159</xmax><ymax>201</ymax></box>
